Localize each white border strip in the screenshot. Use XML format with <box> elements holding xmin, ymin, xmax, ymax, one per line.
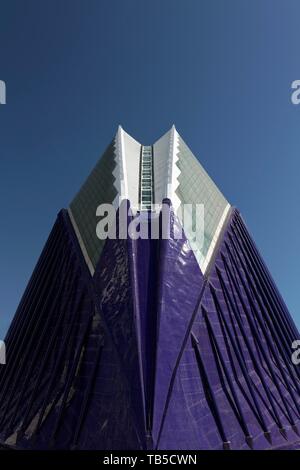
<box><xmin>201</xmin><ymin>203</ymin><xmax>231</xmax><ymax>274</ymax></box>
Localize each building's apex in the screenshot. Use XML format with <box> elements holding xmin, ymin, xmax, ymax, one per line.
<box><xmin>70</xmin><ymin>124</ymin><xmax>230</xmax><ymax>275</ymax></box>
<box><xmin>116</xmin><ymin>125</ymin><xmax>179</xmax><ymax>147</ymax></box>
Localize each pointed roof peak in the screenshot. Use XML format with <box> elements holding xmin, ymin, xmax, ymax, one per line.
<box><xmin>115</xmin><ymin>125</ymin><xmax>142</xmax><ymax>147</ymax></box>
<box><xmin>117</xmin><ymin>125</ymin><xmax>179</xmax><ymax>147</ymax></box>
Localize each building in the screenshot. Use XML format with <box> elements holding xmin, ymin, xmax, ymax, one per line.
<box><xmin>0</xmin><ymin>126</ymin><xmax>299</xmax><ymax>450</ymax></box>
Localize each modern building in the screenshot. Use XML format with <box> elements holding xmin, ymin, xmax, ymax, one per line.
<box><xmin>0</xmin><ymin>126</ymin><xmax>299</xmax><ymax>450</ymax></box>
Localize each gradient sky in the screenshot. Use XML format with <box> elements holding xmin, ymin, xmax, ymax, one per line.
<box><xmin>0</xmin><ymin>0</ymin><xmax>299</xmax><ymax>338</ymax></box>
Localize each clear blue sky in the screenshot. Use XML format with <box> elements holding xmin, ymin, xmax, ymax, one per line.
<box><xmin>0</xmin><ymin>0</ymin><xmax>299</xmax><ymax>338</ymax></box>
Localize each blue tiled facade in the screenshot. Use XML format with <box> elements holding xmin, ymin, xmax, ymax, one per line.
<box><xmin>0</xmin><ymin>204</ymin><xmax>299</xmax><ymax>450</ymax></box>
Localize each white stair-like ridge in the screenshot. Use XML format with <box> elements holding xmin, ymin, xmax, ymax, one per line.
<box><xmin>167</xmin><ymin>125</ymin><xmax>181</xmax><ymax>213</ymax></box>
<box><xmin>112</xmin><ymin>125</ymin><xmax>128</xmax><ymax>210</ymax></box>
